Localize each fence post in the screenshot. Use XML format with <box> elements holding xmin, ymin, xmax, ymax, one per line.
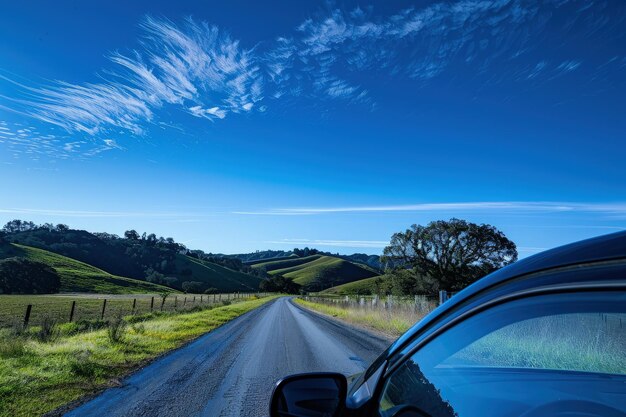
<box><xmin>101</xmin><ymin>299</ymin><xmax>107</xmax><ymax>320</ymax></box>
<box><xmin>23</xmin><ymin>304</ymin><xmax>32</xmax><ymax>329</ymax></box>
<box><xmin>174</xmin><ymin>296</ymin><xmax>178</xmax><ymax>309</ymax></box>
<box><xmin>132</xmin><ymin>298</ymin><xmax>137</xmax><ymax>314</ymax></box>
<box><xmin>161</xmin><ymin>296</ymin><xmax>165</xmax><ymax>311</ymax></box>
<box><xmin>150</xmin><ymin>296</ymin><xmax>154</xmax><ymax>311</ymax></box>
<box><xmin>193</xmin><ymin>296</ymin><xmax>196</xmax><ymax>304</ymax></box>
<box><xmin>439</xmin><ymin>290</ymin><xmax>448</xmax><ymax>305</ymax></box>
<box><xmin>183</xmin><ymin>297</ymin><xmax>187</xmax><ymax>307</ymax></box>
<box><xmin>69</xmin><ymin>300</ymin><xmax>76</xmax><ymax>322</ymax></box>
<box><xmin>200</xmin><ymin>295</ymin><xmax>203</xmax><ymax>303</ymax></box>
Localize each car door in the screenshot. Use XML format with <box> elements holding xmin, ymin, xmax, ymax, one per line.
<box><xmin>373</xmin><ymin>269</ymin><xmax>626</xmax><ymax>417</ymax></box>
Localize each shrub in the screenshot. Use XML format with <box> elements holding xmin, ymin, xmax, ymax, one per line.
<box><xmin>0</xmin><ymin>337</ymin><xmax>26</xmax><ymax>358</ymax></box>
<box><xmin>107</xmin><ymin>314</ymin><xmax>127</xmax><ymax>343</ymax></box>
<box><xmin>70</xmin><ymin>351</ymin><xmax>104</xmax><ymax>380</ymax></box>
<box><xmin>37</xmin><ymin>315</ymin><xmax>60</xmax><ymax>342</ymax></box>
<box><xmin>130</xmin><ymin>322</ymin><xmax>146</xmax><ymax>335</ymax></box>
<box><xmin>74</xmin><ymin>318</ymin><xmax>108</xmax><ymax>333</ymax></box>
<box><xmin>221</xmin><ymin>300</ymin><xmax>232</xmax><ymax>306</ymax></box>
<box><xmin>8</xmin><ymin>318</ymin><xmax>25</xmax><ymax>336</ymax></box>
<box><xmin>181</xmin><ymin>281</ymin><xmax>204</xmax><ymax>293</ymax></box>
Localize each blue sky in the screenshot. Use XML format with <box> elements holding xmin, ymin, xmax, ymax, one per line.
<box><xmin>1</xmin><ymin>0</ymin><xmax>625</xmax><ymax>256</ymax></box>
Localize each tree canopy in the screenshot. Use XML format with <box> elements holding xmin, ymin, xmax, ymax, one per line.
<box><xmin>382</xmin><ymin>218</ymin><xmax>517</xmax><ymax>292</ymax></box>
<box><xmin>0</xmin><ymin>257</ymin><xmax>61</xmax><ymax>294</ymax></box>
<box><xmin>259</xmin><ymin>275</ymin><xmax>301</xmax><ymax>294</ymax></box>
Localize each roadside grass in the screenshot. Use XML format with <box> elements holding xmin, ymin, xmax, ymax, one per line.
<box><xmin>0</xmin><ymin>295</ymin><xmax>278</xmax><ymax>417</ymax></box>
<box><xmin>294</xmin><ymin>298</ymin><xmax>425</xmax><ymax>337</ymax></box>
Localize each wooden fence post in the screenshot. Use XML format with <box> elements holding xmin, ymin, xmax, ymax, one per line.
<box><xmin>161</xmin><ymin>296</ymin><xmax>166</xmax><ymax>311</ymax></box>
<box><xmin>23</xmin><ymin>304</ymin><xmax>32</xmax><ymax>328</ymax></box>
<box><xmin>101</xmin><ymin>299</ymin><xmax>107</xmax><ymax>320</ymax></box>
<box><xmin>438</xmin><ymin>290</ymin><xmax>448</xmax><ymax>305</ymax></box>
<box><xmin>132</xmin><ymin>298</ymin><xmax>137</xmax><ymax>314</ymax></box>
<box><xmin>69</xmin><ymin>300</ymin><xmax>76</xmax><ymax>322</ymax></box>
<box><xmin>174</xmin><ymin>296</ymin><xmax>178</xmax><ymax>309</ymax></box>
<box><xmin>150</xmin><ymin>296</ymin><xmax>154</xmax><ymax>311</ymax></box>
<box><xmin>183</xmin><ymin>297</ymin><xmax>187</xmax><ymax>307</ymax></box>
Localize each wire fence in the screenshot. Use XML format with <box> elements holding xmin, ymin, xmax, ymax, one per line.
<box><xmin>303</xmin><ymin>295</ymin><xmax>438</xmax><ymax>317</ymax></box>
<box><xmin>303</xmin><ymin>290</ymin><xmax>454</xmax><ymax>313</ymax></box>
<box><xmin>0</xmin><ymin>292</ymin><xmax>268</xmax><ymax>328</ymax></box>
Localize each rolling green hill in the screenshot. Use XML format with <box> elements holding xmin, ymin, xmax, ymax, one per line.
<box><xmin>0</xmin><ymin>243</ymin><xmax>173</xmax><ymax>294</ymax></box>
<box><xmin>244</xmin><ymin>254</ymin><xmax>300</xmax><ymax>266</ymax></box>
<box><xmin>251</xmin><ymin>255</ymin><xmax>323</xmax><ymax>272</ymax></box>
<box><xmin>319</xmin><ymin>275</ymin><xmax>391</xmax><ymax>295</ymax></box>
<box><xmin>254</xmin><ymin>255</ymin><xmax>378</xmax><ymax>291</ymax></box>
<box><xmin>174</xmin><ymin>254</ymin><xmax>263</xmax><ymax>292</ymax></box>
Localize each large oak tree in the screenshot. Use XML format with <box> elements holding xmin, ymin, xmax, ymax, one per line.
<box><xmin>382</xmin><ymin>218</ymin><xmax>517</xmax><ymax>292</ymax></box>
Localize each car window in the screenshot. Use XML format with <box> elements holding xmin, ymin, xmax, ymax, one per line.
<box><xmin>378</xmin><ymin>291</ymin><xmax>626</xmax><ymax>417</ymax></box>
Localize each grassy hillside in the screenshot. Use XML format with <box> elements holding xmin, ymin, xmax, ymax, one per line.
<box><xmin>174</xmin><ymin>255</ymin><xmax>263</xmax><ymax>292</ymax></box>
<box><xmin>319</xmin><ymin>275</ymin><xmax>391</xmax><ymax>295</ymax></box>
<box><xmin>244</xmin><ymin>254</ymin><xmax>299</xmax><ymax>266</ymax></box>
<box><xmin>0</xmin><ymin>243</ymin><xmax>172</xmax><ymax>294</ymax></box>
<box><xmin>257</xmin><ymin>255</ymin><xmax>377</xmax><ymax>291</ymax></box>
<box><xmin>251</xmin><ymin>255</ymin><xmax>322</xmax><ymax>272</ymax></box>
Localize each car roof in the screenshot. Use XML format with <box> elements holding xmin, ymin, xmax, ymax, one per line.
<box><xmin>388</xmin><ymin>231</ymin><xmax>626</xmax><ymax>356</ymax></box>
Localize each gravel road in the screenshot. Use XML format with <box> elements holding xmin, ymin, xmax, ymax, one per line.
<box><xmin>65</xmin><ymin>297</ymin><xmax>392</xmax><ymax>417</ymax></box>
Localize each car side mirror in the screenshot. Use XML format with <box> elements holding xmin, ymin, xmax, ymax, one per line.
<box><xmin>269</xmin><ymin>372</ymin><xmax>348</xmax><ymax>417</ymax></box>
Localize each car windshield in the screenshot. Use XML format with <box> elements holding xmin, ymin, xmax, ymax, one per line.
<box><xmin>380</xmin><ymin>291</ymin><xmax>626</xmax><ymax>417</ymax></box>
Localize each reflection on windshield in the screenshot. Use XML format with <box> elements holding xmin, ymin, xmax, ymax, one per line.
<box><xmin>380</xmin><ymin>360</ymin><xmax>457</xmax><ymax>417</ymax></box>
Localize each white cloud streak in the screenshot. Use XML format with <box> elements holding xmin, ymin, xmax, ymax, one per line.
<box><xmin>235</xmin><ymin>201</ymin><xmax>626</xmax><ymax>216</ymax></box>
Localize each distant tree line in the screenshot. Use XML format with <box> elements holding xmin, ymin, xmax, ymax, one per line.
<box><xmin>1</xmin><ymin>220</ymin><xmax>268</xmax><ymax>293</ymax></box>
<box><xmin>259</xmin><ymin>275</ymin><xmax>301</xmax><ymax>294</ymax></box>
<box><xmin>230</xmin><ymin>248</ymin><xmax>384</xmax><ymax>271</ymax></box>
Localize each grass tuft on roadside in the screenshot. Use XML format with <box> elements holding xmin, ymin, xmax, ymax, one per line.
<box><xmin>0</xmin><ymin>295</ymin><xmax>278</xmax><ymax>417</ymax></box>
<box><xmin>294</xmin><ymin>298</ymin><xmax>423</xmax><ymax>337</ymax></box>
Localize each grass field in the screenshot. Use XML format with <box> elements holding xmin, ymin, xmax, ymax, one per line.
<box><xmin>244</xmin><ymin>254</ymin><xmax>299</xmax><ymax>266</ymax></box>
<box><xmin>0</xmin><ymin>243</ymin><xmax>172</xmax><ymax>294</ymax></box>
<box><xmin>319</xmin><ymin>275</ymin><xmax>392</xmax><ymax>295</ymax></box>
<box><xmin>274</xmin><ymin>256</ymin><xmax>378</xmax><ymax>287</ymax></box>
<box><xmin>251</xmin><ymin>254</ymin><xmax>378</xmax><ymax>290</ymax></box>
<box><xmin>0</xmin><ymin>295</ymin><xmax>278</xmax><ymax>417</ymax></box>
<box><xmin>174</xmin><ymin>254</ymin><xmax>263</xmax><ymax>292</ymax></box>
<box><xmin>0</xmin><ymin>292</ymin><xmax>247</xmax><ymax>328</ymax></box>
<box><xmin>295</xmin><ymin>297</ymin><xmax>432</xmax><ymax>337</ymax></box>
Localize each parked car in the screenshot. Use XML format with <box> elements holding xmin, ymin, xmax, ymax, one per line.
<box><xmin>270</xmin><ymin>232</ymin><xmax>626</xmax><ymax>417</ymax></box>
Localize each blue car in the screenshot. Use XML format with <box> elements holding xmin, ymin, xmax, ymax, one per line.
<box><xmin>270</xmin><ymin>232</ymin><xmax>626</xmax><ymax>417</ymax></box>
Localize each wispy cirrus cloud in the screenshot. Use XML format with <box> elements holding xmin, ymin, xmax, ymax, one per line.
<box><xmin>234</xmin><ymin>201</ymin><xmax>626</xmax><ymax>216</ymax></box>
<box><xmin>2</xmin><ymin>16</ymin><xmax>262</xmax><ymax>138</ymax></box>
<box><xmin>0</xmin><ymin>120</ymin><xmax>122</xmax><ymax>159</ymax></box>
<box><xmin>1</xmin><ymin>0</ymin><xmax>623</xmax><ymax>154</ymax></box>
